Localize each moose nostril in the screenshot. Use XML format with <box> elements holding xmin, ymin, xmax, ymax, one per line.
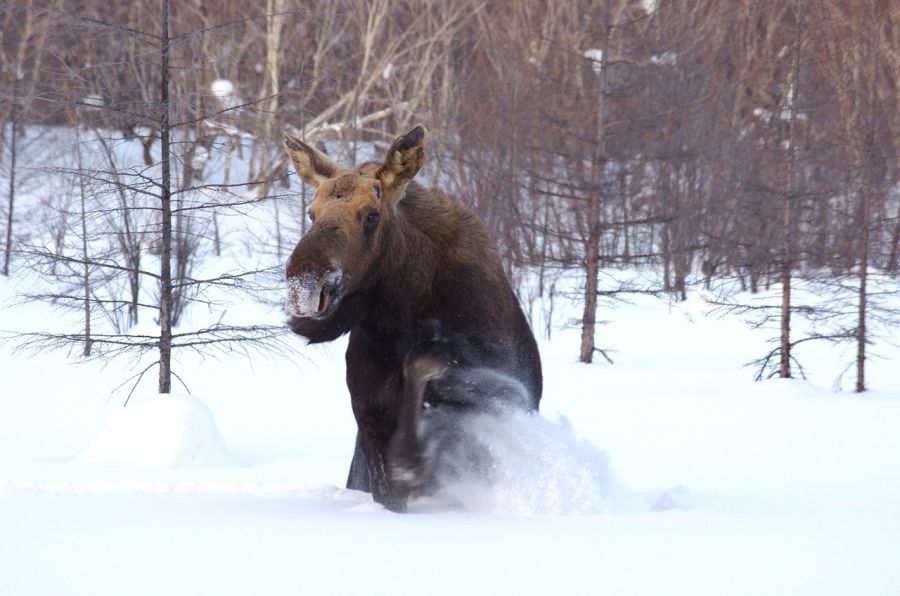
<box><xmin>318</xmin><ymin>286</ymin><xmax>327</xmax><ymax>313</ymax></box>
<box><xmin>323</xmin><ymin>267</ymin><xmax>342</xmax><ymax>289</ymax></box>
<box><xmin>316</xmin><ymin>267</ymin><xmax>343</xmax><ymax>314</ymax></box>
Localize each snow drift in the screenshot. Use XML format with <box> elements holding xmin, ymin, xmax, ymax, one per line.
<box><xmin>76</xmin><ymin>394</ymin><xmax>234</xmax><ymax>468</ymax></box>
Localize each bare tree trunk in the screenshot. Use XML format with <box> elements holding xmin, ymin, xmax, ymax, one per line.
<box><xmin>778</xmin><ymin>226</ymin><xmax>792</xmax><ymax>378</ymax></box>
<box><xmin>158</xmin><ymin>0</ymin><xmax>173</xmax><ymax>394</ymax></box>
<box><xmin>661</xmin><ymin>222</ymin><xmax>672</xmax><ymax>292</ymax></box>
<box><xmin>779</xmin><ymin>9</ymin><xmax>802</xmax><ymax>379</ymax></box>
<box><xmin>2</xmin><ymin>84</ymin><xmax>16</xmax><ymax>277</ymax></box>
<box><xmin>579</xmin><ymin>188</ymin><xmax>600</xmax><ymax>363</ymax></box>
<box><xmin>273</xmin><ymin>196</ymin><xmax>283</xmax><ymax>259</ymax></box>
<box><xmin>73</xmin><ymin>124</ymin><xmax>92</xmax><ymax>356</ymax></box>
<box><xmin>579</xmin><ymin>2</ymin><xmax>611</xmax><ymax>364</ymax></box>
<box><xmin>255</xmin><ymin>0</ymin><xmax>285</xmax><ymax>199</ymax></box>
<box><xmin>857</xmin><ymin>183</ymin><xmax>869</xmax><ymax>393</ymax></box>
<box><xmin>886</xmin><ymin>215</ymin><xmax>900</xmax><ymax>273</ymax></box>
<box><xmin>537</xmin><ymin>185</ymin><xmax>551</xmax><ymax>298</ymax></box>
<box><xmin>855</xmin><ymin>48</ymin><xmax>878</xmax><ymax>395</ymax></box>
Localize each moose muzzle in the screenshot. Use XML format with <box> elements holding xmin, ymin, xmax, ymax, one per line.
<box><xmin>286</xmin><ymin>268</ymin><xmax>343</xmax><ymax>319</ymax></box>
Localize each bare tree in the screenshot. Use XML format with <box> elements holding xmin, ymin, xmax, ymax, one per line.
<box><xmin>816</xmin><ymin>0</ymin><xmax>899</xmax><ymax>391</ymax></box>
<box><xmin>4</xmin><ymin>1</ymin><xmax>295</xmax><ymax>395</ymax></box>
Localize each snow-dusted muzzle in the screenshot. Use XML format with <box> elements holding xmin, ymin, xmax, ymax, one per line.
<box><xmin>286</xmin><ymin>269</ymin><xmax>343</xmax><ymax>319</ymax></box>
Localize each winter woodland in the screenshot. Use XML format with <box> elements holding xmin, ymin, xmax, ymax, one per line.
<box><xmin>1</xmin><ymin>2</ymin><xmax>899</xmax><ymax>594</ymax></box>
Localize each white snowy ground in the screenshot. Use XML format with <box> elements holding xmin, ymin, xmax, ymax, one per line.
<box><xmin>2</xmin><ymin>273</ymin><xmax>900</xmax><ymax>596</ymax></box>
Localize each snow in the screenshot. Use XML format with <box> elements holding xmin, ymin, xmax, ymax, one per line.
<box><xmin>584</xmin><ymin>48</ymin><xmax>604</xmax><ymax>73</ymax></box>
<box><xmin>651</xmin><ymin>51</ymin><xmax>677</xmax><ymax>66</ymax></box>
<box><xmin>211</xmin><ymin>79</ymin><xmax>234</xmax><ymax>98</ymax></box>
<box><xmin>420</xmin><ymin>409</ymin><xmax>617</xmax><ymax>515</ymax></box>
<box><xmin>76</xmin><ymin>393</ymin><xmax>234</xmax><ymax>468</ymax></box>
<box><xmin>3</xmin><ymin>269</ymin><xmax>899</xmax><ymax>595</ymax></box>
<box><xmin>2</xmin><ymin>133</ymin><xmax>900</xmax><ymax>594</ymax></box>
<box><xmin>80</xmin><ymin>94</ymin><xmax>106</xmax><ymax>108</ymax></box>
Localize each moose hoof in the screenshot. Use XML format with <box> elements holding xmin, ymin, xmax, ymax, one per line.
<box><xmin>374</xmin><ymin>484</ymin><xmax>409</xmax><ymax>513</ymax></box>
<box><xmin>390</xmin><ymin>458</ymin><xmax>423</xmax><ymax>487</ymax></box>
<box><xmin>388</xmin><ymin>449</ymin><xmax>427</xmax><ymax>490</ymax></box>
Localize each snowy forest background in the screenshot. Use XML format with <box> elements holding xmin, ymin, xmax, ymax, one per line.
<box><xmin>2</xmin><ymin>3</ymin><xmax>900</xmax><ymax>594</ymax></box>
<box><xmin>1</xmin><ymin>0</ymin><xmax>898</xmax><ymax>389</ymax></box>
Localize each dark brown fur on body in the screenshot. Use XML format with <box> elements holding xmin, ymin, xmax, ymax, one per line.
<box><xmin>283</xmin><ymin>126</ymin><xmax>542</xmax><ymax>512</ymax></box>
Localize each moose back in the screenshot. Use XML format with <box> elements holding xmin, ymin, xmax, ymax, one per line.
<box><xmin>282</xmin><ymin>125</ymin><xmax>542</xmax><ymax>512</ymax></box>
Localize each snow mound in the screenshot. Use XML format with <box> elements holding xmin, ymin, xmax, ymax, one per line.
<box><xmin>424</xmin><ymin>410</ymin><xmax>617</xmax><ymax>515</ymax></box>
<box><xmin>77</xmin><ymin>394</ymin><xmax>234</xmax><ymax>468</ymax></box>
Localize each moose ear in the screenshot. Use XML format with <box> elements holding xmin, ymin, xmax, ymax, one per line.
<box><xmin>283</xmin><ymin>132</ymin><xmax>337</xmax><ymax>188</ymax></box>
<box><xmin>377</xmin><ymin>125</ymin><xmax>428</xmax><ymax>193</ymax></box>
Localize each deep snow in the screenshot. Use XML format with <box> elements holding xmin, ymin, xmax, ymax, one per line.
<box><xmin>2</xmin><ymin>268</ymin><xmax>900</xmax><ymax>595</ymax></box>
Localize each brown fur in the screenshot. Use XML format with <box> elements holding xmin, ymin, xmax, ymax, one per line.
<box><xmin>283</xmin><ymin>126</ymin><xmax>542</xmax><ymax>511</ymax></box>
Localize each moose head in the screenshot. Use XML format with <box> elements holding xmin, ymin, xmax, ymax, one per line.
<box><xmin>282</xmin><ymin>126</ymin><xmax>428</xmax><ymax>339</ymax></box>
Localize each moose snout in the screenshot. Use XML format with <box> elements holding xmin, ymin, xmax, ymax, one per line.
<box><xmin>286</xmin><ymin>267</ymin><xmax>343</xmax><ymax>318</ymax></box>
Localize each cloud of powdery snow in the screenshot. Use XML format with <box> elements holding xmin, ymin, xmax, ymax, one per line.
<box><xmin>419</xmin><ymin>404</ymin><xmax>617</xmax><ymax>515</ymax></box>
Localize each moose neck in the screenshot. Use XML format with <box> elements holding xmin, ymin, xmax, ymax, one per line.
<box><xmin>362</xmin><ymin>187</ymin><xmax>438</xmax><ymax>340</ymax></box>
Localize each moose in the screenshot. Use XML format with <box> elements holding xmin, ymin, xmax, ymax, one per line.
<box><xmin>282</xmin><ymin>125</ymin><xmax>542</xmax><ymax>512</ymax></box>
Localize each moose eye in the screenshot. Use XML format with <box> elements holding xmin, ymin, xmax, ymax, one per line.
<box><xmin>365</xmin><ymin>211</ymin><xmax>381</xmax><ymax>229</ymax></box>
<box><xmin>307</xmin><ymin>209</ymin><xmax>315</xmax><ymax>223</ymax></box>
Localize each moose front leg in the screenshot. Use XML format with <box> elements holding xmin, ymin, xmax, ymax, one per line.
<box><xmin>345</xmin><ymin>331</ymin><xmax>411</xmax><ymax>511</ymax></box>
<box><xmin>356</xmin><ymin>417</ymin><xmax>409</xmax><ymax>512</ymax></box>
<box><xmin>346</xmin><ymin>434</ymin><xmax>370</xmax><ymax>492</ymax></box>
<box><xmin>388</xmin><ymin>348</ymin><xmax>449</xmax><ymax>489</ymax></box>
